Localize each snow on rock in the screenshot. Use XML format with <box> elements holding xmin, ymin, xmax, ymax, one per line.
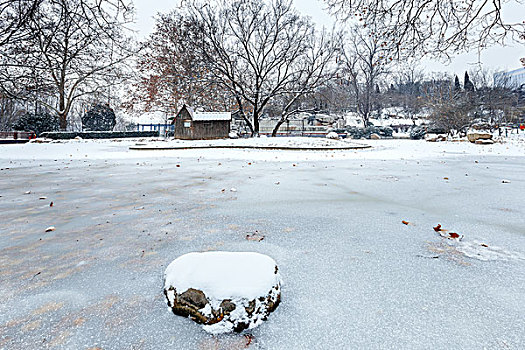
<box><xmin>164</xmin><ymin>251</ymin><xmax>282</xmax><ymax>334</ymax></box>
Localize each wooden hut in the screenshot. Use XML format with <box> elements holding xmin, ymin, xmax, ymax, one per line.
<box><xmin>172</xmin><ymin>105</ymin><xmax>231</xmax><ymax>140</ymax></box>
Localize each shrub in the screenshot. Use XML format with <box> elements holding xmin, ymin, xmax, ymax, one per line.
<box><xmin>13</xmin><ymin>112</ymin><xmax>59</xmax><ymax>135</ymax></box>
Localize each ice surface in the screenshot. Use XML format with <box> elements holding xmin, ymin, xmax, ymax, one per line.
<box><xmin>0</xmin><ymin>136</ymin><xmax>524</xmax><ymax>349</ymax></box>
<box><xmin>164</xmin><ymin>251</ymin><xmax>280</xmax><ymax>300</ymax></box>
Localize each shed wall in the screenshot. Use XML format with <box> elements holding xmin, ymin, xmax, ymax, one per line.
<box><xmin>173</xmin><ymin>108</ymin><xmax>230</xmax><ymax>139</ymax></box>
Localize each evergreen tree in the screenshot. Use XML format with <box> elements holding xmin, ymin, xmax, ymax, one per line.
<box><xmin>82</xmin><ymin>104</ymin><xmax>116</xmax><ymax>131</ymax></box>
<box><xmin>464</xmin><ymin>71</ymin><xmax>475</xmax><ymax>92</ymax></box>
<box><xmin>454</xmin><ymin>75</ymin><xmax>461</xmax><ymax>92</ymax></box>
<box><xmin>13</xmin><ymin>112</ymin><xmax>59</xmax><ymax>135</ymax></box>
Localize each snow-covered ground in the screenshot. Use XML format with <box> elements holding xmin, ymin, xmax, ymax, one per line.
<box><xmin>0</xmin><ymin>136</ymin><xmax>524</xmax><ymax>349</ymax></box>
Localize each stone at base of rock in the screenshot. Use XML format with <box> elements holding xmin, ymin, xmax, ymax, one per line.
<box><xmin>164</xmin><ymin>284</ymin><xmax>281</xmax><ymax>334</ymax></box>
<box><xmin>370</xmin><ymin>133</ymin><xmax>381</xmax><ymax>140</ymax></box>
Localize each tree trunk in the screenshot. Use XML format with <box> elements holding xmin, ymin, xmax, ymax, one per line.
<box><xmin>271</xmin><ymin>118</ymin><xmax>286</xmax><ymax>137</ymax></box>
<box><xmin>243</xmin><ymin>115</ymin><xmax>254</xmax><ymax>136</ymax></box>
<box><xmin>234</xmin><ymin>95</ymin><xmax>254</xmax><ymax>136</ymax></box>
<box><xmin>58</xmin><ymin>91</ymin><xmax>66</xmax><ymax>130</ymax></box>
<box><xmin>253</xmin><ymin>112</ymin><xmax>259</xmax><ymax>136</ymax></box>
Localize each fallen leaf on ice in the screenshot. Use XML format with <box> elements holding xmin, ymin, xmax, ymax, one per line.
<box><xmin>50</xmin><ymin>202</ymin><xmax>54</xmax><ymax>207</ymax></box>
<box><xmin>39</xmin><ymin>196</ymin><xmax>47</xmax><ymax>200</ymax></box>
<box><xmin>443</xmin><ymin>177</ymin><xmax>449</xmax><ymax>180</ymax></box>
<box><xmin>244</xmin><ymin>334</ymin><xmax>254</xmax><ymax>347</ymax></box>
<box><xmin>402</xmin><ymin>220</ymin><xmax>411</xmax><ymax>225</ymax></box>
<box><xmin>501</xmin><ymin>179</ymin><xmax>511</xmax><ymax>183</ymax></box>
<box><xmin>434</xmin><ymin>224</ymin><xmax>463</xmax><ymax>240</ymax></box>
<box><xmin>274</xmin><ymin>181</ymin><xmax>280</xmax><ymax>185</ymax></box>
<box><xmin>24</xmin><ymin>191</ymin><xmax>31</xmax><ymax>194</ymax></box>
<box><xmin>448</xmin><ymin>232</ymin><xmax>460</xmax><ymax>239</ymax></box>
<box><xmin>45</xmin><ymin>226</ymin><xmax>55</xmax><ymax>232</ymax></box>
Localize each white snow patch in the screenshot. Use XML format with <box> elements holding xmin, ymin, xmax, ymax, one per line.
<box><xmin>326</xmin><ymin>131</ymin><xmax>339</xmax><ymax>139</ymax></box>
<box><xmin>456</xmin><ymin>240</ymin><xmax>525</xmax><ymax>262</ymax></box>
<box><xmin>164</xmin><ymin>251</ymin><xmax>280</xmax><ymax>301</ymax></box>
<box><xmin>1</xmin><ymin>135</ymin><xmax>524</xmax><ymax>162</ymax></box>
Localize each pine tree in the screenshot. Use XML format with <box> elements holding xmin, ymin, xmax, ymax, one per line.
<box><xmin>13</xmin><ymin>112</ymin><xmax>59</xmax><ymax>135</ymax></box>
<box><xmin>464</xmin><ymin>71</ymin><xmax>475</xmax><ymax>92</ymax></box>
<box><xmin>82</xmin><ymin>104</ymin><xmax>116</xmax><ymax>131</ymax></box>
<box><xmin>454</xmin><ymin>75</ymin><xmax>461</xmax><ymax>92</ymax></box>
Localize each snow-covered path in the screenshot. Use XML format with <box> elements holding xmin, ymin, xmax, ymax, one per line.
<box><xmin>0</xmin><ymin>138</ymin><xmax>524</xmax><ymax>349</ymax></box>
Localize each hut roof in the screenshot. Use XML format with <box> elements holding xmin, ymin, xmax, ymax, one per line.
<box><xmin>178</xmin><ymin>105</ymin><xmax>231</xmax><ymax>121</ymax></box>
<box><xmin>192</xmin><ymin>112</ymin><xmax>232</xmax><ymax>121</ymax></box>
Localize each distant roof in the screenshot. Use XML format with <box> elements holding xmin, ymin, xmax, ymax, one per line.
<box><xmin>192</xmin><ymin>112</ymin><xmax>232</xmax><ymax>121</ymax></box>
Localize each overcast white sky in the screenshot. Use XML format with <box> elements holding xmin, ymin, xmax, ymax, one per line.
<box><xmin>132</xmin><ymin>0</ymin><xmax>525</xmax><ymax>75</ymax></box>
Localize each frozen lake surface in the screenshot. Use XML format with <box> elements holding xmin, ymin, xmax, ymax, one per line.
<box><xmin>0</xmin><ymin>138</ymin><xmax>524</xmax><ymax>349</ymax></box>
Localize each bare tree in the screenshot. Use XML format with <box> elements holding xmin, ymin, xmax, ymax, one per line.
<box><xmin>188</xmin><ymin>0</ymin><xmax>330</xmax><ymax>136</ymax></box>
<box><xmin>325</xmin><ymin>0</ymin><xmax>525</xmax><ymax>58</ymax></box>
<box><xmin>1</xmin><ymin>0</ymin><xmax>135</xmax><ymax>130</ymax></box>
<box><xmin>422</xmin><ymin>74</ymin><xmax>475</xmax><ymax>135</ymax></box>
<box><xmin>270</xmin><ymin>28</ymin><xmax>341</xmax><ymax>136</ymax></box>
<box><xmin>469</xmin><ymin>68</ymin><xmax>521</xmax><ymax>127</ymax></box>
<box><xmin>0</xmin><ymin>0</ymin><xmax>41</xmax><ymax>48</ymax></box>
<box><xmin>387</xmin><ymin>63</ymin><xmax>425</xmax><ymax>124</ymax></box>
<box><xmin>341</xmin><ymin>25</ymin><xmax>391</xmax><ymax>127</ymax></box>
<box><xmin>124</xmin><ymin>11</ymin><xmax>233</xmax><ymax>119</ymax></box>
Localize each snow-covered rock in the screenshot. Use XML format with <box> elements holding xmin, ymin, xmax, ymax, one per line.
<box><xmin>467</xmin><ymin>130</ymin><xmax>492</xmax><ymax>143</ymax></box>
<box><xmin>326</xmin><ymin>131</ymin><xmax>339</xmax><ymax>139</ymax></box>
<box><xmin>228</xmin><ymin>131</ymin><xmax>239</xmax><ymax>139</ymax></box>
<box><xmin>164</xmin><ymin>251</ymin><xmax>282</xmax><ymax>334</ymax></box>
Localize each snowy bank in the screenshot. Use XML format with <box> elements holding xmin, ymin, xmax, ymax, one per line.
<box><xmin>1</xmin><ymin>135</ymin><xmax>524</xmax><ymax>162</ymax></box>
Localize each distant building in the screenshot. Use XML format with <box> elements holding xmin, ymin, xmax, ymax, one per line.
<box><xmin>172</xmin><ymin>105</ymin><xmax>231</xmax><ymax>139</ymax></box>
<box><xmin>494</xmin><ymin>67</ymin><xmax>525</xmax><ymax>89</ymax></box>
